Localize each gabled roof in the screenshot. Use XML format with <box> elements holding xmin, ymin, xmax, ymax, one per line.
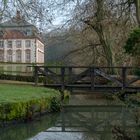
<box><xmin>0</xmin><ymin>11</ymin><xmax>36</xmax><ymax>28</ymax></box>
<box><xmin>0</xmin><ymin>11</ymin><xmax>44</xmax><ymax>43</ymax></box>
<box><xmin>0</xmin><ymin>18</ymin><xmax>33</xmax><ymax>28</ymax></box>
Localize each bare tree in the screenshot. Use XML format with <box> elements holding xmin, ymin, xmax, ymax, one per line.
<box><xmin>134</xmin><ymin>0</ymin><xmax>140</xmax><ymax>26</ymax></box>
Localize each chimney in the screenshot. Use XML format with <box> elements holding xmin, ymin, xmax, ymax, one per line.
<box><xmin>16</xmin><ymin>10</ymin><xmax>21</xmax><ymax>20</ymax></box>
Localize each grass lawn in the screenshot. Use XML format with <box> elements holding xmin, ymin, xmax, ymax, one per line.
<box><xmin>0</xmin><ymin>84</ymin><xmax>61</xmax><ymax>121</ymax></box>
<box><xmin>0</xmin><ymin>84</ymin><xmax>60</xmax><ymax>103</ymax></box>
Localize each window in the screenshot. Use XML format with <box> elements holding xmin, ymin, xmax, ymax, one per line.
<box><xmin>25</xmin><ymin>40</ymin><xmax>31</xmax><ymax>48</ymax></box>
<box><xmin>26</xmin><ymin>30</ymin><xmax>32</xmax><ymax>36</ymax></box>
<box><xmin>16</xmin><ymin>40</ymin><xmax>21</xmax><ymax>48</ymax></box>
<box><xmin>7</xmin><ymin>50</ymin><xmax>12</xmax><ymax>62</ymax></box>
<box><xmin>16</xmin><ymin>50</ymin><xmax>22</xmax><ymax>62</ymax></box>
<box><xmin>0</xmin><ymin>41</ymin><xmax>4</xmax><ymax>48</ymax></box>
<box><xmin>7</xmin><ymin>41</ymin><xmax>12</xmax><ymax>48</ymax></box>
<box><xmin>25</xmin><ymin>50</ymin><xmax>31</xmax><ymax>63</ymax></box>
<box><xmin>0</xmin><ymin>50</ymin><xmax>4</xmax><ymax>61</ymax></box>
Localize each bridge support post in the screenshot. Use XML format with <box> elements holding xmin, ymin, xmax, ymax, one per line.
<box><xmin>61</xmin><ymin>67</ymin><xmax>65</xmax><ymax>100</ymax></box>
<box><xmin>68</xmin><ymin>67</ymin><xmax>73</xmax><ymax>93</ymax></box>
<box><xmin>91</xmin><ymin>67</ymin><xmax>95</xmax><ymax>90</ymax></box>
<box><xmin>122</xmin><ymin>67</ymin><xmax>127</xmax><ymax>89</ymax></box>
<box><xmin>61</xmin><ymin>107</ymin><xmax>65</xmax><ymax>132</ymax></box>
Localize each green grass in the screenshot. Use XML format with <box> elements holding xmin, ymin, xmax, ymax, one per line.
<box><xmin>0</xmin><ymin>84</ymin><xmax>61</xmax><ymax>121</ymax></box>
<box><xmin>0</xmin><ymin>84</ymin><xmax>60</xmax><ymax>103</ymax></box>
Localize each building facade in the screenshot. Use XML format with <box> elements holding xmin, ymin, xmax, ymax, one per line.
<box><xmin>0</xmin><ymin>11</ymin><xmax>44</xmax><ymax>64</ymax></box>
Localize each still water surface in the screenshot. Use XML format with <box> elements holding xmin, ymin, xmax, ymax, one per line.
<box><xmin>0</xmin><ymin>94</ymin><xmax>138</xmax><ymax>140</ymax></box>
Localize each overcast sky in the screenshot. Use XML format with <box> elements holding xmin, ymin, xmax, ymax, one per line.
<box><xmin>0</xmin><ymin>0</ymin><xmax>78</xmax><ymax>32</ymax></box>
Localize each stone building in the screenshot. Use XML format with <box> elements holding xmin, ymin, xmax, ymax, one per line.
<box><xmin>0</xmin><ymin>11</ymin><xmax>44</xmax><ymax>64</ymax></box>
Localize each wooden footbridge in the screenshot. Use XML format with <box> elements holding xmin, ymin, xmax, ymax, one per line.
<box><xmin>33</xmin><ymin>66</ymin><xmax>140</xmax><ymax>93</ymax></box>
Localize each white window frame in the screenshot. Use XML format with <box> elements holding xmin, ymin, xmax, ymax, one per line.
<box><xmin>25</xmin><ymin>40</ymin><xmax>31</xmax><ymax>48</ymax></box>
<box><xmin>7</xmin><ymin>40</ymin><xmax>12</xmax><ymax>48</ymax></box>
<box><xmin>16</xmin><ymin>40</ymin><xmax>22</xmax><ymax>48</ymax></box>
<box><xmin>0</xmin><ymin>41</ymin><xmax>4</xmax><ymax>48</ymax></box>
<box><xmin>25</xmin><ymin>50</ymin><xmax>31</xmax><ymax>63</ymax></box>
<box><xmin>7</xmin><ymin>50</ymin><xmax>13</xmax><ymax>62</ymax></box>
<box><xmin>16</xmin><ymin>50</ymin><xmax>22</xmax><ymax>62</ymax></box>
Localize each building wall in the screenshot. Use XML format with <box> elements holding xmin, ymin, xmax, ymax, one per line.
<box><xmin>0</xmin><ymin>38</ymin><xmax>44</xmax><ymax>63</ymax></box>
<box><xmin>36</xmin><ymin>39</ymin><xmax>44</xmax><ymax>63</ymax></box>
<box><xmin>0</xmin><ymin>39</ymin><xmax>36</xmax><ymax>63</ymax></box>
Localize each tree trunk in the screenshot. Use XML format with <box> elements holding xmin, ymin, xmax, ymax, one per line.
<box><xmin>95</xmin><ymin>0</ymin><xmax>114</xmax><ymax>67</ymax></box>
<box><xmin>135</xmin><ymin>0</ymin><xmax>140</xmax><ymax>26</ymax></box>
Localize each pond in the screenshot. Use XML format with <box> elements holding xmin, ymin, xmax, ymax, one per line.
<box><xmin>0</xmin><ymin>94</ymin><xmax>139</xmax><ymax>140</ymax></box>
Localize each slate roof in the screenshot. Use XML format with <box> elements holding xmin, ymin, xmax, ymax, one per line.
<box><xmin>0</xmin><ymin>11</ymin><xmax>34</xmax><ymax>28</ymax></box>
<box><xmin>1</xmin><ymin>30</ymin><xmax>25</xmax><ymax>39</ymax></box>
<box><xmin>0</xmin><ymin>18</ymin><xmax>33</xmax><ymax>28</ymax></box>
<box><xmin>0</xmin><ymin>11</ymin><xmax>44</xmax><ymax>43</ymax></box>
<box><xmin>0</xmin><ymin>29</ymin><xmax>43</xmax><ymax>42</ymax></box>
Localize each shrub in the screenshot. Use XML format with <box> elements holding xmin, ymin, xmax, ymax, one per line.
<box><xmin>50</xmin><ymin>97</ymin><xmax>61</xmax><ymax>112</ymax></box>
<box><xmin>124</xmin><ymin>28</ymin><xmax>140</xmax><ymax>56</ymax></box>
<box><xmin>134</xmin><ymin>68</ymin><xmax>140</xmax><ymax>76</ymax></box>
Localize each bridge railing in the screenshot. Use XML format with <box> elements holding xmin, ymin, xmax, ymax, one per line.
<box><xmin>32</xmin><ymin>66</ymin><xmax>140</xmax><ymax>93</ymax></box>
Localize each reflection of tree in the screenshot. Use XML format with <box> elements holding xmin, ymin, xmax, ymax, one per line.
<box><xmin>112</xmin><ymin>125</ymin><xmax>132</xmax><ymax>140</ymax></box>
<box><xmin>112</xmin><ymin>92</ymin><xmax>140</xmax><ymax>140</ymax></box>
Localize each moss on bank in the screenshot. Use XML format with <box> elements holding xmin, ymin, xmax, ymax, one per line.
<box><xmin>0</xmin><ymin>84</ymin><xmax>61</xmax><ymax>122</ymax></box>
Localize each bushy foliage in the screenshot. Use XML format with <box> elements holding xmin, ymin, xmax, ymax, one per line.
<box><xmin>134</xmin><ymin>68</ymin><xmax>140</xmax><ymax>76</ymax></box>
<box><xmin>50</xmin><ymin>97</ymin><xmax>61</xmax><ymax>112</ymax></box>
<box><xmin>124</xmin><ymin>28</ymin><xmax>140</xmax><ymax>56</ymax></box>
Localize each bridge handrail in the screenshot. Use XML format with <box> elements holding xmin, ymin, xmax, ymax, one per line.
<box><xmin>28</xmin><ymin>65</ymin><xmax>140</xmax><ymax>69</ymax></box>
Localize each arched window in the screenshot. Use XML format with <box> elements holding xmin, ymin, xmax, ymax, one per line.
<box><xmin>0</xmin><ymin>50</ymin><xmax>4</xmax><ymax>62</ymax></box>
<box><xmin>7</xmin><ymin>50</ymin><xmax>12</xmax><ymax>62</ymax></box>
<box><xmin>16</xmin><ymin>50</ymin><xmax>22</xmax><ymax>62</ymax></box>
<box><xmin>25</xmin><ymin>49</ymin><xmax>31</xmax><ymax>63</ymax></box>
<box><xmin>0</xmin><ymin>41</ymin><xmax>4</xmax><ymax>48</ymax></box>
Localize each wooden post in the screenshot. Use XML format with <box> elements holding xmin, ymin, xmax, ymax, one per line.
<box><xmin>44</xmin><ymin>67</ymin><xmax>48</xmax><ymax>85</ymax></box>
<box><xmin>122</xmin><ymin>67</ymin><xmax>127</xmax><ymax>89</ymax></box>
<box><xmin>61</xmin><ymin>67</ymin><xmax>65</xmax><ymax>100</ymax></box>
<box><xmin>34</xmin><ymin>66</ymin><xmax>38</xmax><ymax>86</ymax></box>
<box><xmin>91</xmin><ymin>67</ymin><xmax>95</xmax><ymax>90</ymax></box>
<box><xmin>68</xmin><ymin>67</ymin><xmax>73</xmax><ymax>92</ymax></box>
<box><xmin>61</xmin><ymin>107</ymin><xmax>65</xmax><ymax>132</ymax></box>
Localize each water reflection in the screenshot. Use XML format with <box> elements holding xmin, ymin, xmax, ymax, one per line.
<box><xmin>29</xmin><ymin>95</ymin><xmax>139</xmax><ymax>140</ymax></box>
<box><xmin>0</xmin><ymin>113</ymin><xmax>59</xmax><ymax>140</ymax></box>
<box><xmin>0</xmin><ymin>63</ymin><xmax>33</xmax><ymax>76</ymax></box>
<box><xmin>28</xmin><ymin>107</ymin><xmax>137</xmax><ymax>140</ymax></box>
<box><xmin>0</xmin><ymin>94</ymin><xmax>139</xmax><ymax>140</ymax></box>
